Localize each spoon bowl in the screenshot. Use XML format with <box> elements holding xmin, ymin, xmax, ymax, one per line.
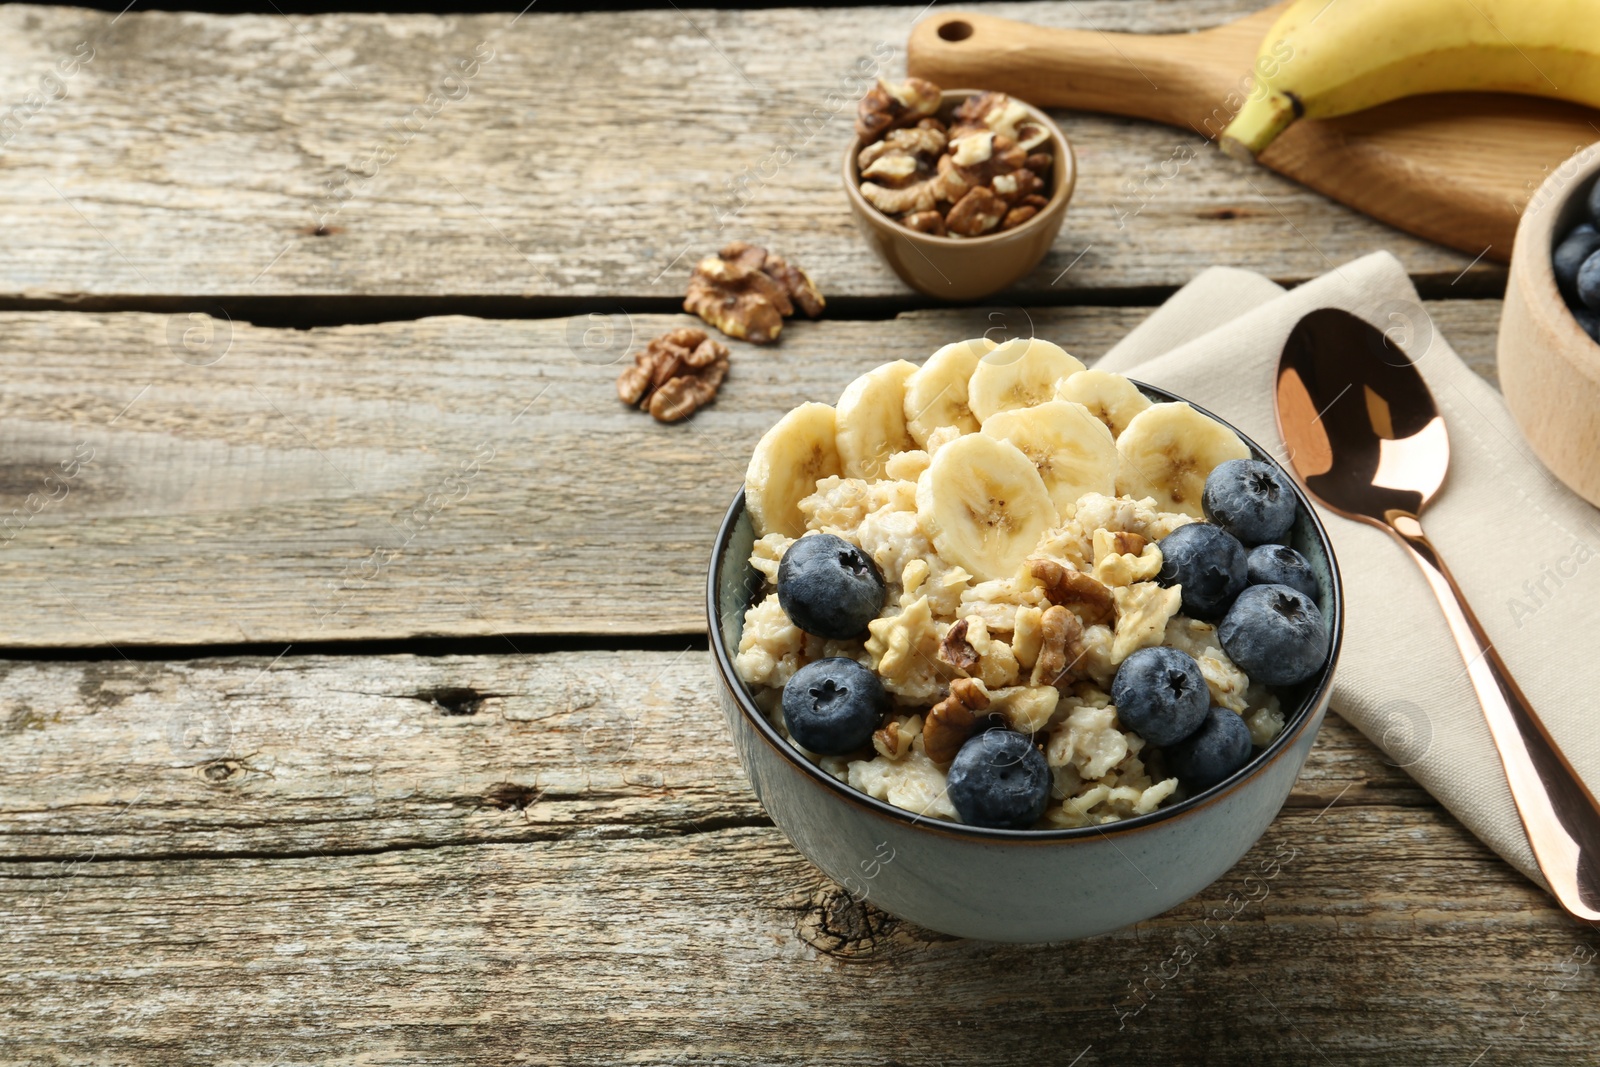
<box><xmin>1277</xmin><ymin>307</ymin><xmax>1600</xmax><ymax>924</ymax></box>
<box><xmin>1277</xmin><ymin>308</ymin><xmax>1447</xmax><ymax>527</ymax></box>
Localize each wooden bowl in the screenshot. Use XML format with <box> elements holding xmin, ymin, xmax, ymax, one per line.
<box><xmin>842</xmin><ymin>89</ymin><xmax>1076</xmax><ymax>301</ymax></box>
<box><xmin>1498</xmin><ymin>147</ymin><xmax>1600</xmax><ymax>507</ymax></box>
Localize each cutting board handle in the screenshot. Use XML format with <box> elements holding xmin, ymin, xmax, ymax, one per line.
<box><xmin>906</xmin><ymin>8</ymin><xmax>1284</xmax><ymax>136</ymax></box>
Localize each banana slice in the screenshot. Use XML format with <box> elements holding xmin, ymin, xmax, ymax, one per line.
<box><xmin>968</xmin><ymin>338</ymin><xmax>1086</xmax><ymax>423</ymax></box>
<box><xmin>745</xmin><ymin>402</ymin><xmax>842</xmax><ymax>538</ymax></box>
<box><xmin>1115</xmin><ymin>401</ymin><xmax>1250</xmax><ymax>517</ymax></box>
<box><xmin>916</xmin><ymin>433</ymin><xmax>1058</xmax><ymax>582</ymax></box>
<box><xmin>903</xmin><ymin>339</ymin><xmax>988</xmax><ymax>447</ymax></box>
<box><xmin>836</xmin><ymin>360</ymin><xmax>918</xmax><ymax>479</ymax></box>
<box><xmin>1055</xmin><ymin>369</ymin><xmax>1152</xmax><ymax>439</ymax></box>
<box><xmin>981</xmin><ymin>400</ymin><xmax>1117</xmax><ymax>517</ymax></box>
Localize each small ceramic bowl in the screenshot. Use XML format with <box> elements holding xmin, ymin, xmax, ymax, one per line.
<box><xmin>1499</xmin><ymin>147</ymin><xmax>1600</xmax><ymax>507</ymax></box>
<box><xmin>707</xmin><ymin>384</ymin><xmax>1344</xmax><ymax>943</ymax></box>
<box><xmin>843</xmin><ymin>89</ymin><xmax>1076</xmax><ymax>301</ymax></box>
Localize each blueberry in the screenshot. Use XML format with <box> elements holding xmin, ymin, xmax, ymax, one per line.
<box><xmin>1165</xmin><ymin>707</ymin><xmax>1254</xmax><ymax>792</ymax></box>
<box><xmin>1575</xmin><ymin>306</ymin><xmax>1600</xmax><ymax>345</ymax></box>
<box><xmin>1111</xmin><ymin>646</ymin><xmax>1209</xmax><ymax>746</ymax></box>
<box><xmin>1554</xmin><ymin>223</ymin><xmax>1600</xmax><ymax>304</ymax></box>
<box><xmin>1202</xmin><ymin>458</ymin><xmax>1299</xmax><ymax>545</ymax></box>
<box><xmin>1579</xmin><ymin>249</ymin><xmax>1600</xmax><ymax>313</ymax></box>
<box><xmin>946</xmin><ymin>728</ymin><xmax>1051</xmax><ymax>830</ymax></box>
<box><xmin>1589</xmin><ymin>179</ymin><xmax>1600</xmax><ymax>226</ymax></box>
<box><xmin>1246</xmin><ymin>544</ymin><xmax>1320</xmax><ymax>602</ymax></box>
<box><xmin>1156</xmin><ymin>522</ymin><xmax>1248</xmax><ymax>620</ymax></box>
<box><xmin>781</xmin><ymin>657</ymin><xmax>888</xmax><ymax>756</ymax></box>
<box><xmin>777</xmin><ymin>533</ymin><xmax>886</xmax><ymax>639</ymax></box>
<box><xmin>1218</xmin><ymin>584</ymin><xmax>1329</xmax><ymax>687</ymax></box>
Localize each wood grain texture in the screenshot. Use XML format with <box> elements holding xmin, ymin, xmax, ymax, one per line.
<box><xmin>0</xmin><ymin>651</ymin><xmax>1427</xmax><ymax>861</ymax></box>
<box><xmin>0</xmin><ymin>300</ymin><xmax>1501</xmax><ymax>647</ymax></box>
<box><xmin>3</xmin><ymin>649</ymin><xmax>1599</xmax><ymax>1065</ymax></box>
<box><xmin>6</xmin><ymin>826</ymin><xmax>1598</xmax><ymax>1066</ymax></box>
<box><xmin>0</xmin><ymin>1</ymin><xmax>1485</xmax><ymax>306</ymax></box>
<box><xmin>907</xmin><ymin>6</ymin><xmax>1600</xmax><ymax>263</ymax></box>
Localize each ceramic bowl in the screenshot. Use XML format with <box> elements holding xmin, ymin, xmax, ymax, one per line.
<box><xmin>842</xmin><ymin>89</ymin><xmax>1076</xmax><ymax>301</ymax></box>
<box><xmin>1499</xmin><ymin>146</ymin><xmax>1600</xmax><ymax>507</ymax></box>
<box><xmin>707</xmin><ymin>384</ymin><xmax>1344</xmax><ymax>942</ymax></box>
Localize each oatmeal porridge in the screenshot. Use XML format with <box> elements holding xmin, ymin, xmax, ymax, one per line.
<box><xmin>732</xmin><ymin>335</ymin><xmax>1324</xmax><ymax>830</ymax></box>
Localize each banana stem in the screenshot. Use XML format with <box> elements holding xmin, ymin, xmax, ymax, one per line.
<box><xmin>1219</xmin><ymin>91</ymin><xmax>1300</xmax><ymax>161</ymax></box>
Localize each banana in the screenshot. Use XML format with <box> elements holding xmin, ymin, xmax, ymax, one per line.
<box><xmin>836</xmin><ymin>360</ymin><xmax>918</xmax><ymax>479</ymax></box>
<box><xmin>967</xmin><ymin>338</ymin><xmax>1085</xmax><ymax>423</ymax></box>
<box><xmin>903</xmin><ymin>339</ymin><xmax>989</xmax><ymax>446</ymax></box>
<box><xmin>916</xmin><ymin>433</ymin><xmax>1058</xmax><ymax>581</ymax></box>
<box><xmin>1054</xmin><ymin>369</ymin><xmax>1152</xmax><ymax>439</ymax></box>
<box><xmin>745</xmin><ymin>402</ymin><xmax>842</xmax><ymax>538</ymax></box>
<box><xmin>1221</xmin><ymin>0</ymin><xmax>1600</xmax><ymax>158</ymax></box>
<box><xmin>1115</xmin><ymin>402</ymin><xmax>1250</xmax><ymax>517</ymax></box>
<box><xmin>981</xmin><ymin>400</ymin><xmax>1118</xmax><ymax>518</ymax></box>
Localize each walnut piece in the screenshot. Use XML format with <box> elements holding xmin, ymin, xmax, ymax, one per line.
<box><xmin>683</xmin><ymin>242</ymin><xmax>824</xmax><ymax>343</ymax></box>
<box><xmin>951</xmin><ymin>91</ymin><xmax>1007</xmax><ymax>128</ymax></box>
<box><xmin>1002</xmin><ymin>205</ymin><xmax>1039</xmax><ymax>230</ymax></box>
<box><xmin>923</xmin><ymin>677</ymin><xmax>991</xmax><ymax>764</ymax></box>
<box><xmin>872</xmin><ymin>717</ymin><xmax>918</xmax><ymax>761</ymax></box>
<box><xmin>615</xmin><ymin>327</ymin><xmax>730</xmax><ymax>423</ymax></box>
<box><xmin>649</xmin><ymin>358</ymin><xmax>728</xmax><ymax>422</ymax></box>
<box><xmin>991</xmin><ymin>167</ymin><xmax>1044</xmax><ymax>205</ymax></box>
<box><xmin>938</xmin><ymin>617</ymin><xmax>980</xmax><ymax>672</ymax></box>
<box><xmin>1029</xmin><ymin>558</ymin><xmax>1116</xmax><ymax>626</ymax></box>
<box><xmin>760</xmin><ymin>250</ymin><xmax>826</xmax><ymax>319</ymax></box>
<box><xmin>856</xmin><ymin>76</ymin><xmax>941</xmax><ymax>144</ymax></box>
<box><xmin>945</xmin><ymin>186</ymin><xmax>1007</xmax><ymax>236</ymax></box>
<box><xmin>861</xmin><ymin>179</ymin><xmax>939</xmax><ymax>216</ymax></box>
<box><xmin>1029</xmin><ymin>604</ymin><xmax>1086</xmax><ymax>687</ymax></box>
<box><xmin>900</xmin><ymin>209</ymin><xmax>947</xmax><ymax>236</ymax></box>
<box><xmin>858</xmin><ymin>125</ymin><xmax>947</xmax><ymax>171</ymax></box>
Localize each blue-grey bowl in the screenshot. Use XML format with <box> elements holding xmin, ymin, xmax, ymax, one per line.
<box><xmin>707</xmin><ymin>382</ymin><xmax>1343</xmax><ymax>942</ymax></box>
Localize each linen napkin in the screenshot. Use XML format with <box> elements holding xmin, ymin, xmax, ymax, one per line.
<box><xmin>1094</xmin><ymin>250</ymin><xmax>1600</xmax><ymax>890</ymax></box>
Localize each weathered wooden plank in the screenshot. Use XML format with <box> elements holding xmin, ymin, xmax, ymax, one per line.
<box><xmin>0</xmin><ymin>651</ymin><xmax>1426</xmax><ymax>860</ymax></box>
<box><xmin>4</xmin><ymin>817</ymin><xmax>1596</xmax><ymax>1065</ymax></box>
<box><xmin>0</xmin><ymin>300</ymin><xmax>1501</xmax><ymax>646</ymax></box>
<box><xmin>0</xmin><ymin>1</ymin><xmax>1483</xmax><ymax>306</ymax></box>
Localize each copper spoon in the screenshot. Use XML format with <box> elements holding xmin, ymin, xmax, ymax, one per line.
<box><xmin>1277</xmin><ymin>307</ymin><xmax>1600</xmax><ymax>923</ymax></box>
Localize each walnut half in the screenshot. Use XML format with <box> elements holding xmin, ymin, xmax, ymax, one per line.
<box><xmin>938</xmin><ymin>618</ymin><xmax>980</xmax><ymax>673</ymax></box>
<box><xmin>615</xmin><ymin>327</ymin><xmax>730</xmax><ymax>423</ymax></box>
<box><xmin>856</xmin><ymin>76</ymin><xmax>941</xmax><ymax>144</ymax></box>
<box><xmin>1029</xmin><ymin>605</ymin><xmax>1086</xmax><ymax>688</ymax></box>
<box><xmin>683</xmin><ymin>242</ymin><xmax>824</xmax><ymax>344</ymax></box>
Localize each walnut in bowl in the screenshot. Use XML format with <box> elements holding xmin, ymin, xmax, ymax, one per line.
<box><xmin>856</xmin><ymin>84</ymin><xmax>1053</xmax><ymax>238</ymax></box>
<box><xmin>843</xmin><ymin>82</ymin><xmax>1076</xmax><ymax>300</ymax></box>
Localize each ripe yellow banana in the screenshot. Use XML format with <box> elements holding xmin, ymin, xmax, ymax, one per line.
<box><xmin>1221</xmin><ymin>0</ymin><xmax>1600</xmax><ymax>159</ymax></box>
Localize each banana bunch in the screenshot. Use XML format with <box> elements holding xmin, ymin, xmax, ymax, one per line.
<box><xmin>744</xmin><ymin>337</ymin><xmax>1250</xmax><ymax>579</ymax></box>
<box><xmin>1221</xmin><ymin>0</ymin><xmax>1600</xmax><ymax>159</ymax></box>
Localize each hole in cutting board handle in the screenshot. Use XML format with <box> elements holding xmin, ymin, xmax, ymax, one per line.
<box><xmin>937</xmin><ymin>20</ymin><xmax>973</xmax><ymax>42</ymax></box>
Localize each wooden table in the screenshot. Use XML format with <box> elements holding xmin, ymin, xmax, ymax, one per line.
<box><xmin>3</xmin><ymin>2</ymin><xmax>1597</xmax><ymax>1063</ymax></box>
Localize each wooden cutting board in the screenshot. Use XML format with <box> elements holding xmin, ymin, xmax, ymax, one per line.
<box><xmin>907</xmin><ymin>5</ymin><xmax>1600</xmax><ymax>263</ymax></box>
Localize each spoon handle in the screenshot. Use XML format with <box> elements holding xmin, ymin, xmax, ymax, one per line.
<box><xmin>1388</xmin><ymin>512</ymin><xmax>1600</xmax><ymax>923</ymax></box>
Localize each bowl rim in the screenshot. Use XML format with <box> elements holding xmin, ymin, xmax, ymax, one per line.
<box><xmin>841</xmin><ymin>87</ymin><xmax>1077</xmax><ymax>248</ymax></box>
<box><xmin>706</xmin><ymin>380</ymin><xmax>1345</xmax><ymax>843</ymax></box>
